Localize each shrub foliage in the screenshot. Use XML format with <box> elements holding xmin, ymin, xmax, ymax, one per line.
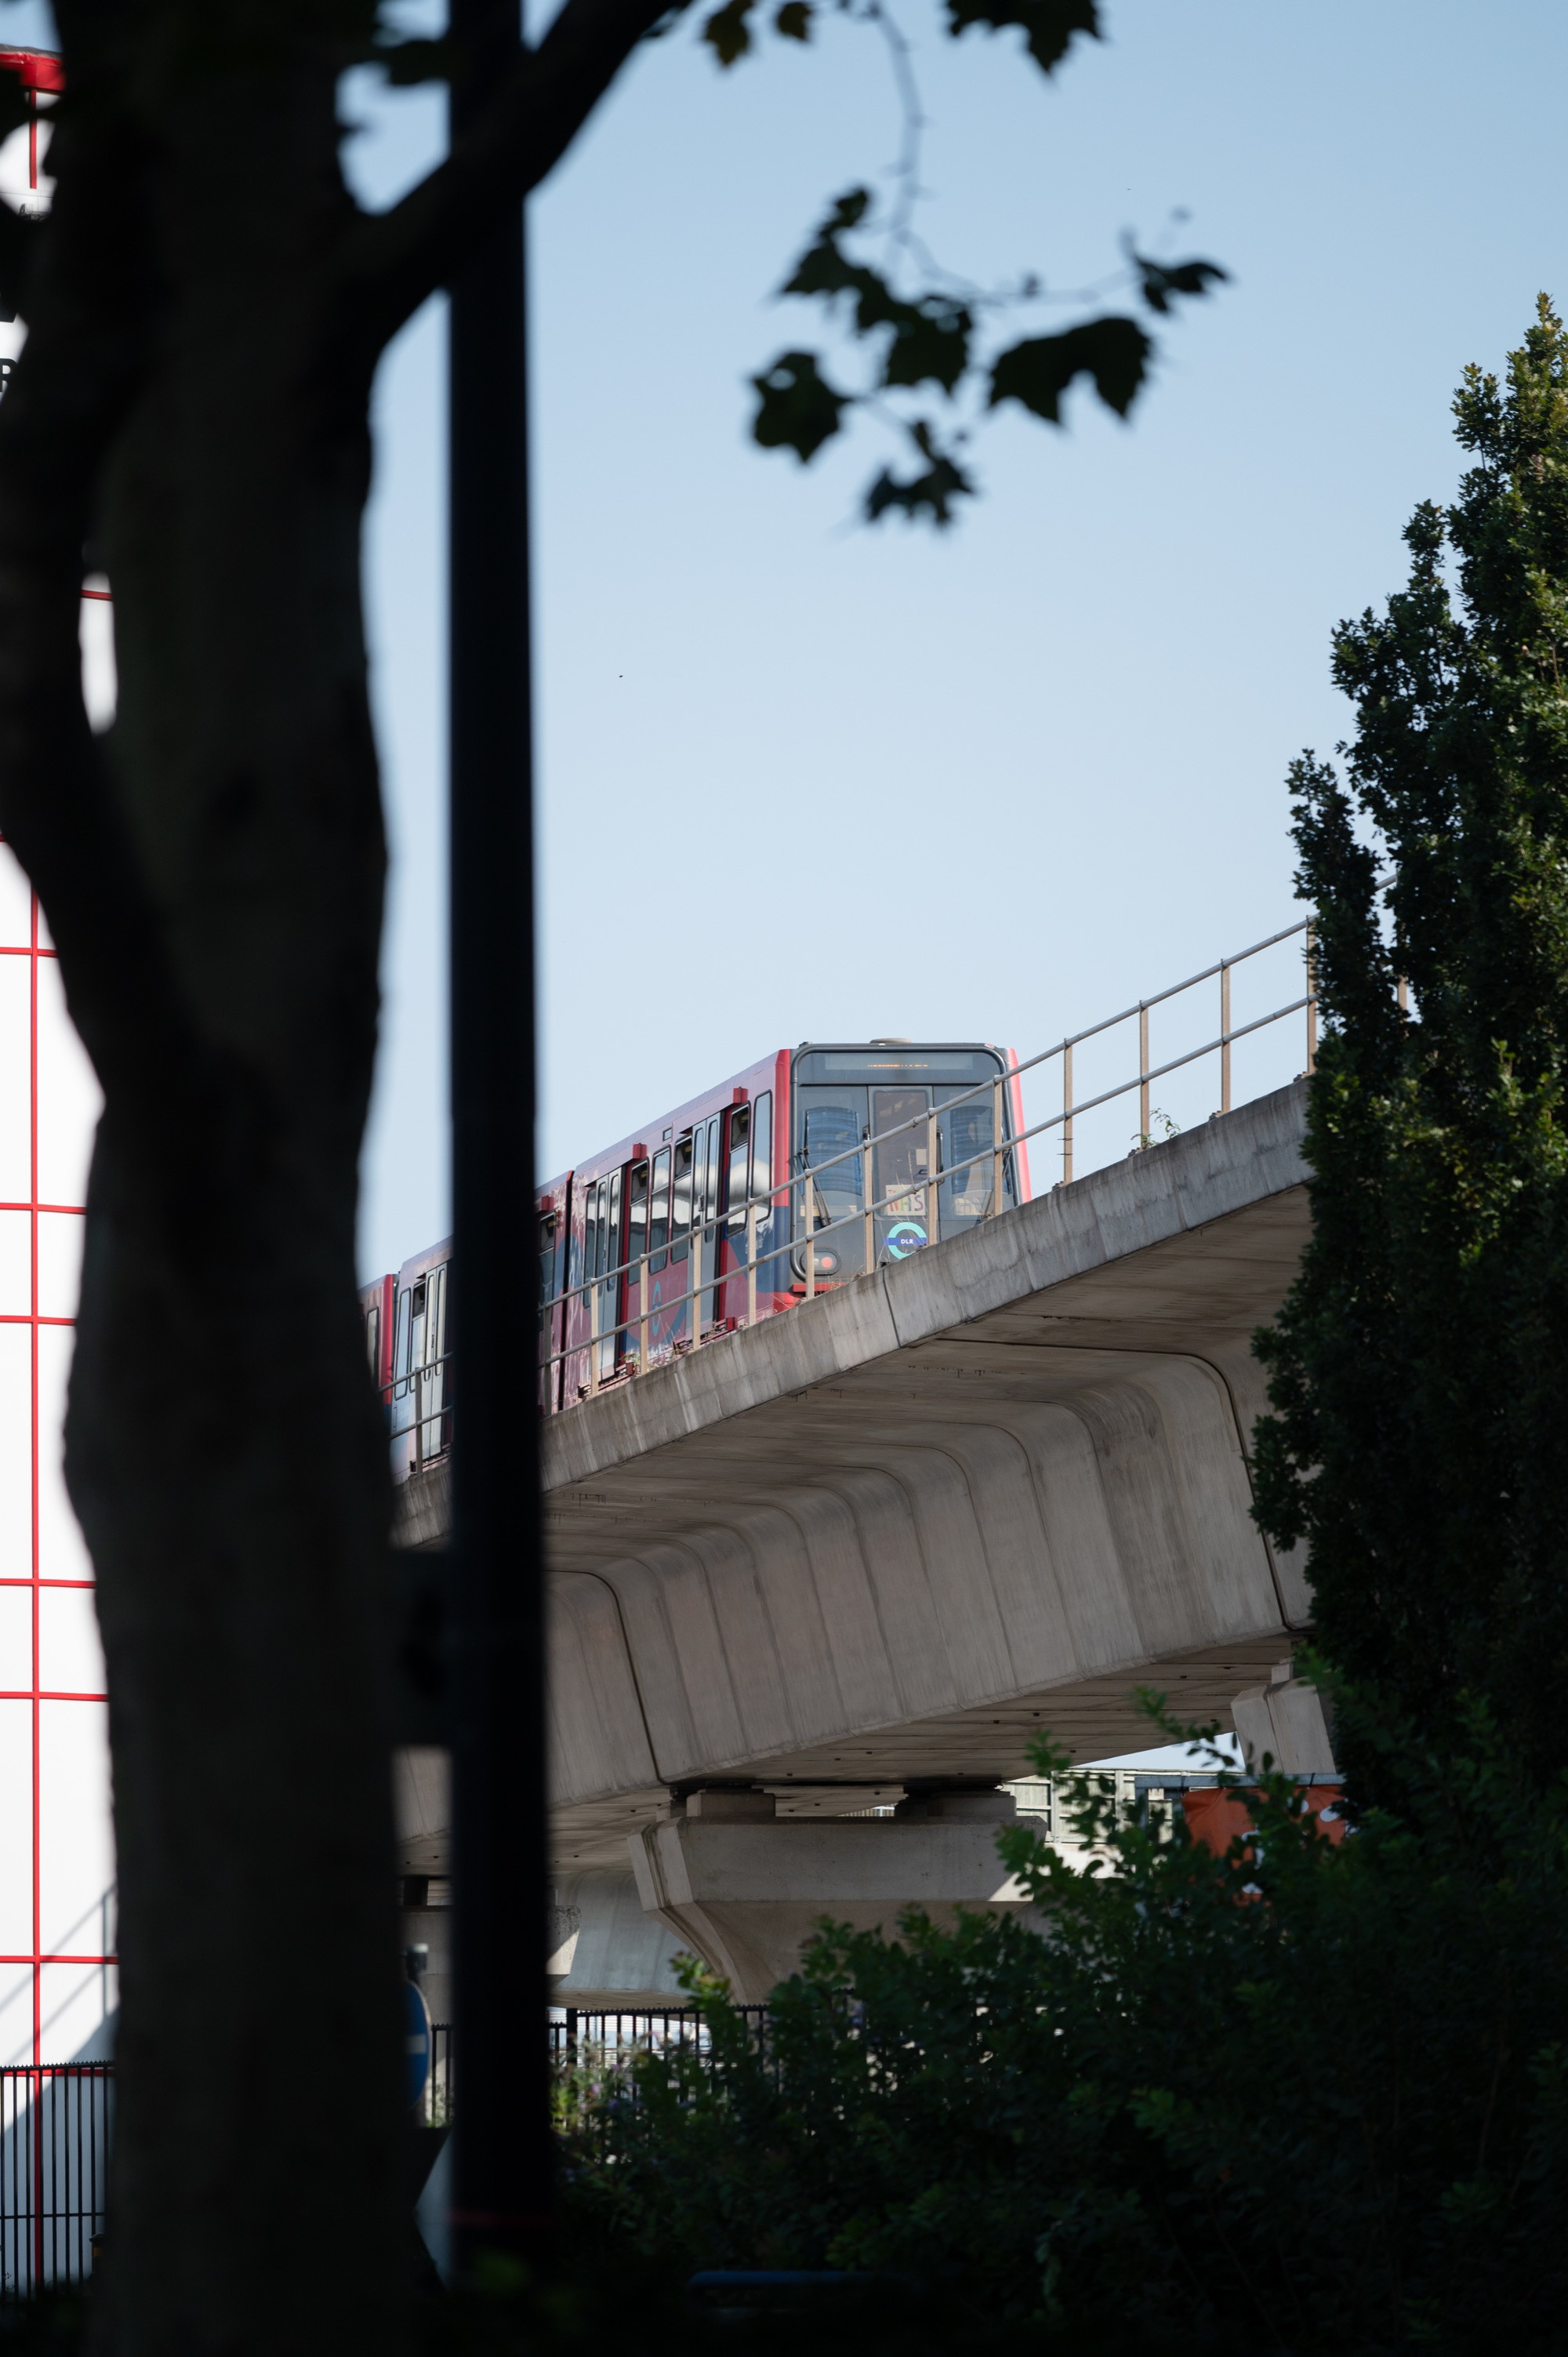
<box><xmin>1253</xmin><ymin>296</ymin><xmax>1568</xmax><ymax>1798</ymax></box>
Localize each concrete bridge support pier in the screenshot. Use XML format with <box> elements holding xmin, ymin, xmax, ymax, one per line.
<box><xmin>1232</xmin><ymin>1666</ymin><xmax>1337</xmax><ymax>1775</ymax></box>
<box><xmin>628</xmin><ymin>1785</ymin><xmax>1043</xmax><ymax>2003</ymax></box>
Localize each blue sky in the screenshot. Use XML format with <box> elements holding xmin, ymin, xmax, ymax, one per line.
<box><xmin>6</xmin><ymin>0</ymin><xmax>1568</xmax><ymax>1277</ymax></box>
<box><xmin>347</xmin><ymin>0</ymin><xmax>1568</xmax><ymax>1277</ymax></box>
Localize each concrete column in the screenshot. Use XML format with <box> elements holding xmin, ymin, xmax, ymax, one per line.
<box><xmin>1232</xmin><ymin>1662</ymin><xmax>1337</xmax><ymax>1774</ymax></box>
<box><xmin>628</xmin><ymin>1785</ymin><xmax>1044</xmax><ymax>2003</ymax></box>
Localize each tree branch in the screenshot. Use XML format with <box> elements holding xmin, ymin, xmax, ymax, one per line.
<box><xmin>333</xmin><ymin>0</ymin><xmax>684</xmax><ymax>358</ymax></box>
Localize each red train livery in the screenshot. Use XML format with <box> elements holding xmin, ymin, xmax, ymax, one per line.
<box><xmin>363</xmin><ymin>1039</ymin><xmax>1028</xmax><ymax>1462</ymax></box>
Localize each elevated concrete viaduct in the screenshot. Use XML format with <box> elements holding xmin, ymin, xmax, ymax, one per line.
<box><xmin>395</xmin><ymin>1078</ymin><xmax>1325</xmax><ymax>2001</ymax></box>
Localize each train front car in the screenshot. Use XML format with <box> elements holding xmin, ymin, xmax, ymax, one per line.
<box><xmin>539</xmin><ymin>1040</ymin><xmax>1027</xmax><ymax>1411</ymax></box>
<box><xmin>790</xmin><ymin>1041</ymin><xmax>1029</xmax><ymax>1283</ymax></box>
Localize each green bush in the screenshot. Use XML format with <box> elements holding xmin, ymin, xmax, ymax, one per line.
<box><xmin>562</xmin><ymin>1719</ymin><xmax>1568</xmax><ymax>2352</ymax></box>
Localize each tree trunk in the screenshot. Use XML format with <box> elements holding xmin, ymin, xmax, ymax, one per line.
<box><xmin>0</xmin><ymin>32</ymin><xmax>410</xmax><ymax>2352</ymax></box>
<box><xmin>0</xmin><ymin>0</ymin><xmax>676</xmax><ymax>2338</ymax></box>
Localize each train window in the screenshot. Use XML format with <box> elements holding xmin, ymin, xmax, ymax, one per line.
<box><xmin>800</xmin><ymin>1091</ymin><xmax>866</xmax><ymax>1242</ymax></box>
<box><xmin>583</xmin><ymin>1184</ymin><xmax>601</xmax><ymax>1287</ymax></box>
<box><xmin>649</xmin><ymin>1148</ymin><xmax>671</xmax><ymax>1271</ymax></box>
<box><xmin>751</xmin><ymin>1092</ymin><xmax>772</xmax><ymax>1201</ymax></box>
<box><xmin>539</xmin><ymin>1212</ymin><xmax>557</xmax><ymax>1307</ymax></box>
<box><xmin>726</xmin><ymin>1106</ymin><xmax>750</xmax><ymax>1228</ymax></box>
<box><xmin>702</xmin><ymin>1117</ymin><xmax>719</xmax><ymax>1245</ymax></box>
<box><xmin>627</xmin><ymin>1162</ymin><xmax>649</xmax><ymax>1266</ymax></box>
<box><xmin>426</xmin><ymin>1262</ymin><xmax>448</xmax><ymax>1369</ymax></box>
<box><xmin>606</xmin><ymin>1168</ymin><xmax>623</xmax><ymax>1268</ymax></box>
<box><xmin>670</xmin><ymin>1133</ymin><xmax>694</xmax><ymax>1262</ymax></box>
<box><xmin>592</xmin><ymin>1176</ymin><xmax>615</xmax><ymax>1278</ymax></box>
<box><xmin>938</xmin><ymin>1092</ymin><xmax>1002</xmax><ymax>1225</ymax></box>
<box><xmin>872</xmin><ymin>1088</ymin><xmax>929</xmax><ymax>1210</ymax></box>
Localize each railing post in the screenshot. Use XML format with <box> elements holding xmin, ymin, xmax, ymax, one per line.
<box><xmin>926</xmin><ymin>1107</ymin><xmax>939</xmax><ymax>1238</ymax></box>
<box><xmin>991</xmin><ymin>1076</ymin><xmax>1004</xmax><ymax>1215</ymax></box>
<box><xmin>805</xmin><ymin>1193</ymin><xmax>816</xmax><ymax>1301</ymax></box>
<box><xmin>862</xmin><ymin>1138</ymin><xmax>873</xmax><ymax>1272</ymax></box>
<box><xmin>1220</xmin><ymin>958</ymin><xmax>1232</xmax><ymax>1114</ymax></box>
<box><xmin>1306</xmin><ymin>921</ymin><xmax>1318</xmax><ymax>1073</ymax></box>
<box><xmin>1138</xmin><ymin>1004</ymin><xmax>1150</xmax><ymax>1145</ymax></box>
<box><xmin>588</xmin><ymin>1284</ymin><xmax>599</xmax><ymax>1397</ymax></box>
<box><xmin>746</xmin><ymin>1202</ymin><xmax>757</xmax><ymax>1326</ymax></box>
<box><xmin>639</xmin><ymin>1255</ymin><xmax>652</xmax><ymax>1369</ymax></box>
<box><xmin>1062</xmin><ymin>1042</ymin><xmax>1073</xmax><ymax>1185</ymax></box>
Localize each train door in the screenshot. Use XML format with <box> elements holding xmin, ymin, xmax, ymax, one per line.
<box><xmin>695</xmin><ymin>1113</ymin><xmax>720</xmax><ymax>1334</ymax></box>
<box><xmin>722</xmin><ymin>1103</ymin><xmax>750</xmax><ymax>1320</ymax></box>
<box><xmin>589</xmin><ymin>1169</ymin><xmax>623</xmax><ymax>1380</ymax></box>
<box><xmin>646</xmin><ymin>1144</ymin><xmax>673</xmax><ymax>1358</ymax></box>
<box><xmin>539</xmin><ymin>1206</ymin><xmax>560</xmax><ymax>1411</ymax></box>
<box><xmin>412</xmin><ymin>1262</ymin><xmax>448</xmax><ymax>1463</ymax></box>
<box><xmin>625</xmin><ymin>1160</ymin><xmax>649</xmax><ymax>1366</ymax></box>
<box><xmin>669</xmin><ymin>1131</ymin><xmax>694</xmax><ymax>1345</ymax></box>
<box><xmin>869</xmin><ymin>1087</ymin><xmax>932</xmax><ymax>1261</ymax></box>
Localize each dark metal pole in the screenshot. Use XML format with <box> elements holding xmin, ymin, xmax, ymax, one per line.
<box><xmin>448</xmin><ymin>0</ymin><xmax>551</xmax><ymax>2263</ymax></box>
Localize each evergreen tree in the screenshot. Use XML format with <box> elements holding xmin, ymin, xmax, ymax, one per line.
<box><xmin>1253</xmin><ymin>296</ymin><xmax>1568</xmax><ymax>1796</ymax></box>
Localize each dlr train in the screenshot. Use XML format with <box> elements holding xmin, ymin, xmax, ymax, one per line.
<box><xmin>362</xmin><ymin>1039</ymin><xmax>1028</xmax><ymax>1469</ymax></box>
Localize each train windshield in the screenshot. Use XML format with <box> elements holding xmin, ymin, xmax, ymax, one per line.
<box><xmin>793</xmin><ymin>1046</ymin><xmax>1015</xmax><ymax>1271</ymax></box>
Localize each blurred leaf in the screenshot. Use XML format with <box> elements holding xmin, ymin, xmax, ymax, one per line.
<box><xmin>782</xmin><ymin>192</ymin><xmax>967</xmax><ymax>389</ymax></box>
<box><xmin>703</xmin><ymin>0</ymin><xmax>757</xmax><ymax>65</ymax></box>
<box><xmin>775</xmin><ymin>1</ymin><xmax>814</xmax><ymax>39</ymax></box>
<box><xmin>751</xmin><ymin>350</ymin><xmax>851</xmax><ymax>461</ymax></box>
<box><xmin>880</xmin><ymin>298</ymin><xmax>971</xmax><ymax>394</ymax></box>
<box><xmin>865</xmin><ymin>423</ymin><xmax>975</xmax><ymax>526</ymax></box>
<box><xmin>946</xmin><ymin>0</ymin><xmax>1098</xmax><ymax>75</ymax></box>
<box><xmin>989</xmin><ymin>315</ymin><xmax>1151</xmax><ymax>423</ymax></box>
<box><xmin>782</xmin><ymin>191</ymin><xmax>896</xmax><ymax>332</ymax></box>
<box><xmin>1133</xmin><ymin>251</ymin><xmax>1229</xmax><ymax>316</ymax></box>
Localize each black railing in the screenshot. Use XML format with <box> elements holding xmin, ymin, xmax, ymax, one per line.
<box><xmin>0</xmin><ymin>2015</ymin><xmax>775</xmax><ymax>2289</ymax></box>
<box><xmin>0</xmin><ymin>2065</ymin><xmax>112</xmax><ymax>2301</ymax></box>
<box><xmin>424</xmin><ymin>2010</ymin><xmax>772</xmax><ymax>2125</ymax></box>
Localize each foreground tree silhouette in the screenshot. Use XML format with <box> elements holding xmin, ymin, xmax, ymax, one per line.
<box><xmin>0</xmin><ymin>1</ymin><xmax>1221</xmax><ymax>2348</ymax></box>
<box><xmin>1254</xmin><ymin>295</ymin><xmax>1568</xmax><ymax>1805</ymax></box>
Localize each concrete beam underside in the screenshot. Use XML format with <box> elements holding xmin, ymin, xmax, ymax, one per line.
<box><xmin>395</xmin><ymin>1082</ymin><xmax>1312</xmax><ymax>1876</ymax></box>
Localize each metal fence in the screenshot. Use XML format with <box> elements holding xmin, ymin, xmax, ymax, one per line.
<box><xmin>423</xmin><ymin>2012</ymin><xmax>774</xmax><ymax>2126</ymax></box>
<box><xmin>0</xmin><ymin>2065</ymin><xmax>112</xmax><ymax>2301</ymax></box>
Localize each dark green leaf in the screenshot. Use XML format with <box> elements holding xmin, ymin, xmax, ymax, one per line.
<box><xmin>703</xmin><ymin>0</ymin><xmax>757</xmax><ymax>65</ymax></box>
<box><xmin>865</xmin><ymin>423</ymin><xmax>975</xmax><ymax>526</ymax></box>
<box><xmin>781</xmin><ymin>191</ymin><xmax>895</xmax><ymax>336</ymax></box>
<box><xmin>880</xmin><ymin>299</ymin><xmax>971</xmax><ymax>394</ymax></box>
<box><xmin>945</xmin><ymin>0</ymin><xmax>1098</xmax><ymax>75</ymax></box>
<box><xmin>1133</xmin><ymin>252</ymin><xmax>1229</xmax><ymax>316</ymax></box>
<box><xmin>775</xmin><ymin>2</ymin><xmax>814</xmax><ymax>40</ymax></box>
<box><xmin>751</xmin><ymin>350</ymin><xmax>851</xmax><ymax>463</ymax></box>
<box><xmin>989</xmin><ymin>315</ymin><xmax>1151</xmax><ymax>424</ymax></box>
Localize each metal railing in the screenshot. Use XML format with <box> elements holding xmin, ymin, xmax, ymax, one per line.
<box><xmin>0</xmin><ymin>2065</ymin><xmax>111</xmax><ymax>2301</ymax></box>
<box><xmin>421</xmin><ymin>2008</ymin><xmax>771</xmax><ymax>2123</ymax></box>
<box><xmin>535</xmin><ymin>917</ymin><xmax>1316</xmax><ymax>1401</ymax></box>
<box><xmin>379</xmin><ymin>1348</ymin><xmax>454</xmax><ymax>1476</ymax></box>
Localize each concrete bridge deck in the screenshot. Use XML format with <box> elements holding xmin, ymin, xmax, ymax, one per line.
<box><xmin>395</xmin><ymin>1079</ymin><xmax>1313</xmax><ymax>1882</ymax></box>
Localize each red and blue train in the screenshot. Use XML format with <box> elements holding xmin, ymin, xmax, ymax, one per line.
<box><xmin>362</xmin><ymin>1039</ymin><xmax>1028</xmax><ymax>1466</ymax></box>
